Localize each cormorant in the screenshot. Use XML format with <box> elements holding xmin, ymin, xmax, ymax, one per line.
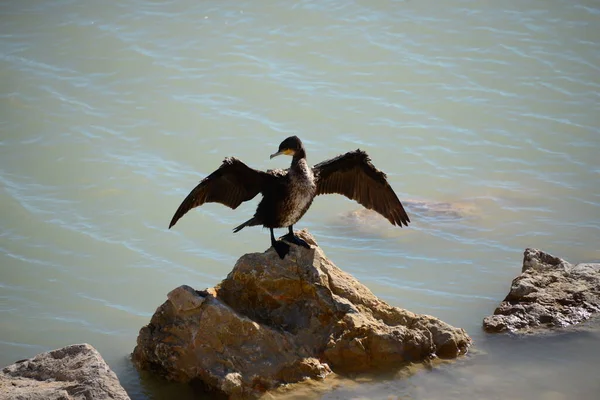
<box><xmin>169</xmin><ymin>136</ymin><xmax>410</xmax><ymax>259</ymax></box>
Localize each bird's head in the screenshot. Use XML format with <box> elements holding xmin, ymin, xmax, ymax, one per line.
<box><xmin>270</xmin><ymin>136</ymin><xmax>304</xmax><ymax>159</ymax></box>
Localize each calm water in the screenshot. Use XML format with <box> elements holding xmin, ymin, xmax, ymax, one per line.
<box><xmin>1</xmin><ymin>0</ymin><xmax>599</xmax><ymax>399</ymax></box>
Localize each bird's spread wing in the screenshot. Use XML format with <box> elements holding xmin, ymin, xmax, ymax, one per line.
<box><xmin>313</xmin><ymin>150</ymin><xmax>410</xmax><ymax>227</ymax></box>
<box><xmin>169</xmin><ymin>157</ymin><xmax>269</xmax><ymax>228</ymax></box>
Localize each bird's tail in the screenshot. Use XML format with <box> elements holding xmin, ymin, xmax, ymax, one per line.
<box><xmin>233</xmin><ymin>217</ymin><xmax>260</xmax><ymax>233</ymax></box>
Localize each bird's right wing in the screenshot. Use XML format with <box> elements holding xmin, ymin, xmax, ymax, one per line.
<box><xmin>313</xmin><ymin>150</ymin><xmax>410</xmax><ymax>227</ymax></box>
<box><xmin>169</xmin><ymin>157</ymin><xmax>270</xmax><ymax>229</ymax></box>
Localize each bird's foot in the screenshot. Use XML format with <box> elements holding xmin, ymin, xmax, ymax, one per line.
<box><xmin>281</xmin><ymin>233</ymin><xmax>311</xmax><ymax>249</ymax></box>
<box><xmin>273</xmin><ymin>240</ymin><xmax>290</xmax><ymax>259</ymax></box>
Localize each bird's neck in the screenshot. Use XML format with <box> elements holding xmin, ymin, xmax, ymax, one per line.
<box><xmin>291</xmin><ymin>148</ymin><xmax>306</xmax><ymax>167</ymax></box>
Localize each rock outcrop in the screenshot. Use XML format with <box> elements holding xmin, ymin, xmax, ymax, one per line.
<box><xmin>484</xmin><ymin>248</ymin><xmax>600</xmax><ymax>333</ymax></box>
<box><xmin>0</xmin><ymin>343</ymin><xmax>130</xmax><ymax>400</ymax></box>
<box><xmin>133</xmin><ymin>230</ymin><xmax>471</xmax><ymax>399</ymax></box>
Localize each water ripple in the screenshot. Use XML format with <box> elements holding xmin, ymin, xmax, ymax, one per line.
<box><xmin>1</xmin><ymin>1</ymin><xmax>599</xmax><ymax>399</ymax></box>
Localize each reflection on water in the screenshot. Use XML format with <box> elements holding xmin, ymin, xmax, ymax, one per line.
<box><xmin>1</xmin><ymin>0</ymin><xmax>599</xmax><ymax>399</ymax></box>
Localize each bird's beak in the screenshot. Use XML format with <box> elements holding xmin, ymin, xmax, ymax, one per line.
<box><xmin>270</xmin><ymin>149</ymin><xmax>294</xmax><ymax>159</ymax></box>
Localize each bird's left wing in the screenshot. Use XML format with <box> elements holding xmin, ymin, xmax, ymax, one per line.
<box><xmin>313</xmin><ymin>150</ymin><xmax>410</xmax><ymax>227</ymax></box>
<box><xmin>169</xmin><ymin>157</ymin><xmax>270</xmax><ymax>229</ymax></box>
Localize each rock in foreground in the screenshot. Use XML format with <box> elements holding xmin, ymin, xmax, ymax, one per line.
<box><xmin>133</xmin><ymin>230</ymin><xmax>471</xmax><ymax>399</ymax></box>
<box><xmin>484</xmin><ymin>248</ymin><xmax>600</xmax><ymax>333</ymax></box>
<box><xmin>0</xmin><ymin>343</ymin><xmax>130</xmax><ymax>400</ymax></box>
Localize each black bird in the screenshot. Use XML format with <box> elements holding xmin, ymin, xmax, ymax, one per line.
<box><xmin>169</xmin><ymin>136</ymin><xmax>410</xmax><ymax>259</ymax></box>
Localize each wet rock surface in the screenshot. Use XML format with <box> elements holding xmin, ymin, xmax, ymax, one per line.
<box><xmin>133</xmin><ymin>230</ymin><xmax>471</xmax><ymax>399</ymax></box>
<box><xmin>484</xmin><ymin>248</ymin><xmax>600</xmax><ymax>333</ymax></box>
<box><xmin>0</xmin><ymin>343</ymin><xmax>130</xmax><ymax>400</ymax></box>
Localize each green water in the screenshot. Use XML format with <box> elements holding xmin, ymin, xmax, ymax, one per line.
<box><xmin>1</xmin><ymin>0</ymin><xmax>599</xmax><ymax>398</ymax></box>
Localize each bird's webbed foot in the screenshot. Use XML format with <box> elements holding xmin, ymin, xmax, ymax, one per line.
<box><xmin>281</xmin><ymin>233</ymin><xmax>311</xmax><ymax>249</ymax></box>
<box><xmin>273</xmin><ymin>240</ymin><xmax>290</xmax><ymax>259</ymax></box>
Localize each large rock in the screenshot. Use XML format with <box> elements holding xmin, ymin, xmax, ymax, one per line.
<box><xmin>484</xmin><ymin>248</ymin><xmax>600</xmax><ymax>333</ymax></box>
<box><xmin>133</xmin><ymin>230</ymin><xmax>471</xmax><ymax>399</ymax></box>
<box><xmin>0</xmin><ymin>343</ymin><xmax>130</xmax><ymax>400</ymax></box>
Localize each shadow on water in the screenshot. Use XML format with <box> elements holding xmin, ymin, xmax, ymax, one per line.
<box><xmin>132</xmin><ymin>368</ymin><xmax>225</xmax><ymax>400</ymax></box>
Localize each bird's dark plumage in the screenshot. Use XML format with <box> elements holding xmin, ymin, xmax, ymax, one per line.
<box><xmin>169</xmin><ymin>136</ymin><xmax>410</xmax><ymax>258</ymax></box>
<box><xmin>169</xmin><ymin>158</ymin><xmax>270</xmax><ymax>229</ymax></box>
<box><xmin>313</xmin><ymin>150</ymin><xmax>410</xmax><ymax>227</ymax></box>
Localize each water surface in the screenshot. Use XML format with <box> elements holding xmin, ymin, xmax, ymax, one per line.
<box><xmin>1</xmin><ymin>0</ymin><xmax>599</xmax><ymax>399</ymax></box>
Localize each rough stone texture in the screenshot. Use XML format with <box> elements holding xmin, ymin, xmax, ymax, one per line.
<box><xmin>133</xmin><ymin>230</ymin><xmax>471</xmax><ymax>399</ymax></box>
<box><xmin>0</xmin><ymin>343</ymin><xmax>130</xmax><ymax>400</ymax></box>
<box><xmin>484</xmin><ymin>248</ymin><xmax>600</xmax><ymax>333</ymax></box>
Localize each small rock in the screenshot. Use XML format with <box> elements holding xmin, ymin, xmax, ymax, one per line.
<box><xmin>483</xmin><ymin>248</ymin><xmax>600</xmax><ymax>333</ymax></box>
<box><xmin>0</xmin><ymin>343</ymin><xmax>130</xmax><ymax>400</ymax></box>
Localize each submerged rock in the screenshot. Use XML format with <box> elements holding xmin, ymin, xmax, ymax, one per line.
<box><xmin>133</xmin><ymin>230</ymin><xmax>471</xmax><ymax>399</ymax></box>
<box><xmin>0</xmin><ymin>343</ymin><xmax>130</xmax><ymax>400</ymax></box>
<box><xmin>483</xmin><ymin>248</ymin><xmax>600</xmax><ymax>333</ymax></box>
<box><xmin>344</xmin><ymin>200</ymin><xmax>479</xmax><ymax>225</ymax></box>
